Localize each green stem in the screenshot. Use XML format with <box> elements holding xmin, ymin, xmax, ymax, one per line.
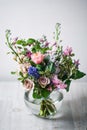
<box><xmin>55</xmin><ymin>23</ymin><xmax>61</xmax><ymax>47</ymax></box>
<box><xmin>39</xmin><ymin>99</ymin><xmax>56</xmax><ymax>117</ymax></box>
<box><xmin>6</xmin><ymin>32</ymin><xmax>22</xmax><ymax>63</ymax></box>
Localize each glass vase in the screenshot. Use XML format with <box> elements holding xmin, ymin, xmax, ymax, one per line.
<box><xmin>24</xmin><ymin>88</ymin><xmax>66</xmax><ymax>119</ymax></box>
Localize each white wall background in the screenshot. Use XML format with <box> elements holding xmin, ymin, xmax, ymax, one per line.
<box><xmin>0</xmin><ymin>0</ymin><xmax>87</xmax><ymax>81</ymax></box>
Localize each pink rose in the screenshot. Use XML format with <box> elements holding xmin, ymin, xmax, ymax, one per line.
<box><xmin>24</xmin><ymin>79</ymin><xmax>34</xmax><ymax>90</ymax></box>
<box><xmin>31</xmin><ymin>52</ymin><xmax>44</xmax><ymax>64</ymax></box>
<box><xmin>38</xmin><ymin>76</ymin><xmax>50</xmax><ymax>88</ymax></box>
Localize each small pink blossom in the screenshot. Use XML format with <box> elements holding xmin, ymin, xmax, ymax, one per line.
<box><xmin>52</xmin><ymin>75</ymin><xmax>67</xmax><ymax>89</ymax></box>
<box><xmin>45</xmin><ymin>42</ymin><xmax>49</xmax><ymax>47</ymax></box>
<box><xmin>26</xmin><ymin>51</ymin><xmax>32</xmax><ymax>58</ymax></box>
<box><xmin>31</xmin><ymin>52</ymin><xmax>44</xmax><ymax>64</ymax></box>
<box><xmin>40</xmin><ymin>39</ymin><xmax>44</xmax><ymax>43</ymax></box>
<box><xmin>58</xmin><ymin>83</ymin><xmax>67</xmax><ymax>89</ymax></box>
<box><xmin>63</xmin><ymin>46</ymin><xmax>72</xmax><ymax>56</ymax></box>
<box><xmin>47</xmin><ymin>86</ymin><xmax>52</xmax><ymax>92</ymax></box>
<box><xmin>52</xmin><ymin>75</ymin><xmax>62</xmax><ymax>85</ymax></box>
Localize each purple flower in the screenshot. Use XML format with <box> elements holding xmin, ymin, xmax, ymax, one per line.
<box><xmin>52</xmin><ymin>42</ymin><xmax>57</xmax><ymax>46</ymax></box>
<box><xmin>26</xmin><ymin>51</ymin><xmax>32</xmax><ymax>58</ymax></box>
<box><xmin>12</xmin><ymin>37</ymin><xmax>18</xmax><ymax>44</ymax></box>
<box><xmin>14</xmin><ymin>37</ymin><xmax>18</xmax><ymax>41</ymax></box>
<box><xmin>40</xmin><ymin>39</ymin><xmax>44</xmax><ymax>43</ymax></box>
<box><xmin>45</xmin><ymin>42</ymin><xmax>49</xmax><ymax>47</ymax></box>
<box><xmin>28</xmin><ymin>66</ymin><xmax>40</xmax><ymax>79</ymax></box>
<box><xmin>74</xmin><ymin>59</ymin><xmax>80</xmax><ymax>68</ymax></box>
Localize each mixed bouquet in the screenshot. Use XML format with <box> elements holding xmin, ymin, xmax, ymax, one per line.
<box><xmin>5</xmin><ymin>23</ymin><xmax>85</xmax><ymax>117</ymax></box>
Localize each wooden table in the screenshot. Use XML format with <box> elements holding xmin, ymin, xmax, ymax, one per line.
<box><xmin>0</xmin><ymin>81</ymin><xmax>87</xmax><ymax>130</ymax></box>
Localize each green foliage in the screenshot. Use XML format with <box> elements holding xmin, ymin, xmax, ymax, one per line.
<box><xmin>27</xmin><ymin>38</ymin><xmax>35</xmax><ymax>44</ymax></box>
<box><xmin>44</xmin><ymin>55</ymin><xmax>50</xmax><ymax>63</ymax></box>
<box><xmin>33</xmin><ymin>87</ymin><xmax>42</xmax><ymax>99</ymax></box>
<box><xmin>71</xmin><ymin>70</ymin><xmax>86</xmax><ymax>80</ymax></box>
<box><xmin>45</xmin><ymin>62</ymin><xmax>55</xmax><ymax>74</ymax></box>
<box><xmin>33</xmin><ymin>84</ymin><xmax>50</xmax><ymax>99</ymax></box>
<box><xmin>65</xmin><ymin>79</ymin><xmax>71</xmax><ymax>92</ymax></box>
<box><xmin>11</xmin><ymin>71</ymin><xmax>16</xmax><ymax>75</ymax></box>
<box><xmin>41</xmin><ymin>89</ymin><xmax>50</xmax><ymax>98</ymax></box>
<box><xmin>39</xmin><ymin>99</ymin><xmax>56</xmax><ymax>117</ymax></box>
<box><xmin>16</xmin><ymin>40</ymin><xmax>27</xmax><ymax>46</ymax></box>
<box><xmin>16</xmin><ymin>38</ymin><xmax>35</xmax><ymax>46</ymax></box>
<box><xmin>18</xmin><ymin>71</ymin><xmax>28</xmax><ymax>83</ymax></box>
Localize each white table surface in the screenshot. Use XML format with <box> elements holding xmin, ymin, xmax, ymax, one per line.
<box><xmin>0</xmin><ymin>81</ymin><xmax>87</xmax><ymax>130</ymax></box>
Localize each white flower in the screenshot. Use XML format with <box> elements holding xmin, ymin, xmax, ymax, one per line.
<box><xmin>20</xmin><ymin>63</ymin><xmax>31</xmax><ymax>74</ymax></box>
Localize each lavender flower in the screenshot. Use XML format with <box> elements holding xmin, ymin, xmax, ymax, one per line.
<box><xmin>28</xmin><ymin>66</ymin><xmax>40</xmax><ymax>79</ymax></box>
<box><xmin>74</xmin><ymin>59</ymin><xmax>80</xmax><ymax>68</ymax></box>
<box><xmin>12</xmin><ymin>37</ymin><xmax>18</xmax><ymax>44</ymax></box>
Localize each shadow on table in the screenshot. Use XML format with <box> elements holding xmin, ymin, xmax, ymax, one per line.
<box><xmin>52</xmin><ymin>95</ymin><xmax>87</xmax><ymax>122</ymax></box>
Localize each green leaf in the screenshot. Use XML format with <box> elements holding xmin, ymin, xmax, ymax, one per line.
<box><xmin>33</xmin><ymin>87</ymin><xmax>42</xmax><ymax>99</ymax></box>
<box><xmin>11</xmin><ymin>71</ymin><xmax>16</xmax><ymax>75</ymax></box>
<box><xmin>19</xmin><ymin>71</ymin><xmax>23</xmax><ymax>77</ymax></box>
<box><xmin>7</xmin><ymin>52</ymin><xmax>10</xmax><ymax>54</ymax></box>
<box><xmin>31</xmin><ymin>47</ymin><xmax>37</xmax><ymax>53</ymax></box>
<box><xmin>16</xmin><ymin>40</ymin><xmax>27</xmax><ymax>46</ymax></box>
<box><xmin>41</xmin><ymin>89</ymin><xmax>50</xmax><ymax>98</ymax></box>
<box><xmin>41</xmin><ymin>47</ymin><xmax>50</xmax><ymax>53</ymax></box>
<box><xmin>45</xmin><ymin>62</ymin><xmax>55</xmax><ymax>74</ymax></box>
<box><xmin>44</xmin><ymin>55</ymin><xmax>50</xmax><ymax>63</ymax></box>
<box><xmin>27</xmin><ymin>38</ymin><xmax>35</xmax><ymax>44</ymax></box>
<box><xmin>18</xmin><ymin>77</ymin><xmax>23</xmax><ymax>80</ymax></box>
<box><xmin>71</xmin><ymin>70</ymin><xmax>86</xmax><ymax>80</ymax></box>
<box><xmin>36</xmin><ymin>64</ymin><xmax>42</xmax><ymax>71</ymax></box>
<box><xmin>65</xmin><ymin>79</ymin><xmax>71</xmax><ymax>92</ymax></box>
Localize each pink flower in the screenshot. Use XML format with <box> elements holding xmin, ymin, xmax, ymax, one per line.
<box><xmin>63</xmin><ymin>46</ymin><xmax>72</xmax><ymax>56</ymax></box>
<box><xmin>58</xmin><ymin>83</ymin><xmax>67</xmax><ymax>89</ymax></box>
<box><xmin>26</xmin><ymin>51</ymin><xmax>32</xmax><ymax>58</ymax></box>
<box><xmin>45</xmin><ymin>42</ymin><xmax>49</xmax><ymax>47</ymax></box>
<box><xmin>52</xmin><ymin>75</ymin><xmax>67</xmax><ymax>89</ymax></box>
<box><xmin>31</xmin><ymin>52</ymin><xmax>44</xmax><ymax>64</ymax></box>
<box><xmin>39</xmin><ymin>39</ymin><xmax>44</xmax><ymax>43</ymax></box>
<box><xmin>52</xmin><ymin>75</ymin><xmax>62</xmax><ymax>85</ymax></box>
<box><xmin>47</xmin><ymin>86</ymin><xmax>52</xmax><ymax>92</ymax></box>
